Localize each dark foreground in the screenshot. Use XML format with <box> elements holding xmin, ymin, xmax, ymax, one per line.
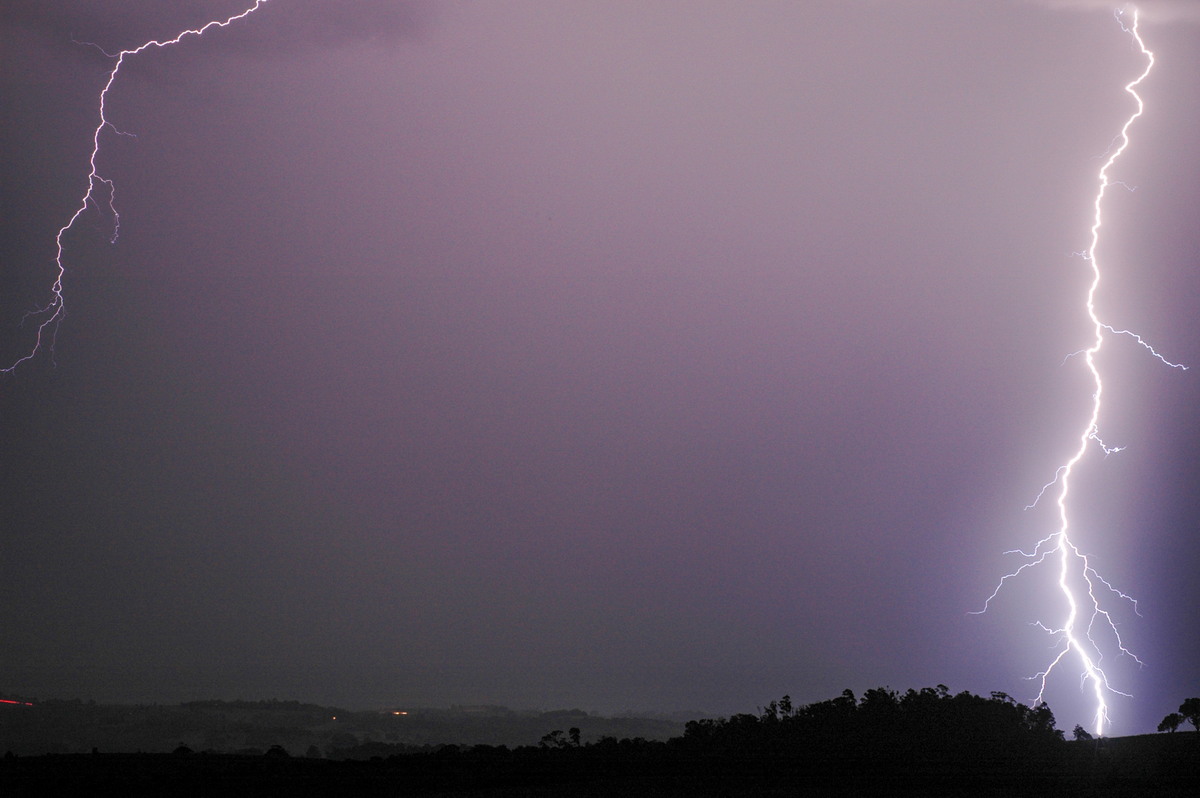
<box><xmin>3</xmin><ymin>687</ymin><xmax>1198</xmax><ymax>795</ymax></box>
<box><xmin>3</xmin><ymin>733</ymin><xmax>1198</xmax><ymax>797</ymax></box>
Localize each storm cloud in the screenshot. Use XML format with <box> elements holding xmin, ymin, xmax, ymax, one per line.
<box><xmin>1025</xmin><ymin>0</ymin><xmax>1200</xmax><ymax>22</ymax></box>
<box><xmin>4</xmin><ymin>0</ymin><xmax>437</xmax><ymax>52</ymax></box>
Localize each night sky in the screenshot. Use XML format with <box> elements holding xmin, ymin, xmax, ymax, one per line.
<box><xmin>2</xmin><ymin>1</ymin><xmax>1198</xmax><ymax>736</ymax></box>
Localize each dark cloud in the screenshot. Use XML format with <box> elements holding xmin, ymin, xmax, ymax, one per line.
<box><xmin>212</xmin><ymin>0</ymin><xmax>441</xmax><ymax>52</ymax></box>
<box><xmin>4</xmin><ymin>0</ymin><xmax>437</xmax><ymax>53</ymax></box>
<box><xmin>1026</xmin><ymin>0</ymin><xmax>1200</xmax><ymax>22</ymax></box>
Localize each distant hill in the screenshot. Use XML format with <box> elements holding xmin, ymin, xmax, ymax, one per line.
<box><xmin>0</xmin><ymin>697</ymin><xmax>682</xmax><ymax>756</ymax></box>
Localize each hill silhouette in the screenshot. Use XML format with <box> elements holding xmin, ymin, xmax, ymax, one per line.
<box><xmin>2</xmin><ymin>687</ymin><xmax>1198</xmax><ymax>795</ymax></box>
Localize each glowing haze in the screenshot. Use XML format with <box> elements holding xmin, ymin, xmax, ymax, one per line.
<box><xmin>2</xmin><ymin>2</ymin><xmax>1197</xmax><ymax>736</ymax></box>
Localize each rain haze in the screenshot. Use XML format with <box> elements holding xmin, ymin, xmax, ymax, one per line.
<box><xmin>2</xmin><ymin>1</ymin><xmax>1198</xmax><ymax>736</ymax></box>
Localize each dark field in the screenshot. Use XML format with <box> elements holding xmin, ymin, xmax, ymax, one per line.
<box><xmin>2</xmin><ymin>737</ymin><xmax>1198</xmax><ymax>797</ymax></box>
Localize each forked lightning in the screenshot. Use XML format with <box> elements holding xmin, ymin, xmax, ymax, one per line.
<box><xmin>976</xmin><ymin>6</ymin><xmax>1185</xmax><ymax>736</ymax></box>
<box><xmin>3</xmin><ymin>1</ymin><xmax>270</xmax><ymax>375</ymax></box>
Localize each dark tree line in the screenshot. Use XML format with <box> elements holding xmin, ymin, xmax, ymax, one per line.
<box><xmin>677</xmin><ymin>685</ymin><xmax>1064</xmax><ymax>776</ymax></box>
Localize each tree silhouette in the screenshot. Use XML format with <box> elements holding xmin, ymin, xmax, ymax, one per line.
<box><xmin>679</xmin><ymin>685</ymin><xmax>1063</xmax><ymax>773</ymax></box>
<box><xmin>1179</xmin><ymin>698</ymin><xmax>1200</xmax><ymax>732</ymax></box>
<box><xmin>1157</xmin><ymin>713</ymin><xmax>1183</xmax><ymax>733</ymax></box>
<box><xmin>539</xmin><ymin>730</ymin><xmax>568</xmax><ymax>749</ymax></box>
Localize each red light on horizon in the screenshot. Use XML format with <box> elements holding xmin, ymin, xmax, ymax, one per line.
<box><xmin>0</xmin><ymin>699</ymin><xmax>34</xmax><ymax>706</ymax></box>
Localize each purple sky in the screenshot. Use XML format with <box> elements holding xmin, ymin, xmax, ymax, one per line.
<box><xmin>2</xmin><ymin>1</ymin><xmax>1198</xmax><ymax>735</ymax></box>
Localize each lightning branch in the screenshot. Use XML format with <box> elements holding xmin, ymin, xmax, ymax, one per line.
<box><xmin>3</xmin><ymin>1</ymin><xmax>270</xmax><ymax>375</ymax></box>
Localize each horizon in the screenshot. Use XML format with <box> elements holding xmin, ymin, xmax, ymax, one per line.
<box><xmin>4</xmin><ymin>677</ymin><xmax>1191</xmax><ymax>735</ymax></box>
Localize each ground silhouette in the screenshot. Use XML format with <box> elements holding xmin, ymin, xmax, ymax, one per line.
<box><xmin>2</xmin><ymin>687</ymin><xmax>1198</xmax><ymax>795</ymax></box>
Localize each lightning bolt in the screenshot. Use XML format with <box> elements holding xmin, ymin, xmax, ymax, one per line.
<box><xmin>2</xmin><ymin>1</ymin><xmax>270</xmax><ymax>375</ymax></box>
<box><xmin>975</xmin><ymin>6</ymin><xmax>1184</xmax><ymax>737</ymax></box>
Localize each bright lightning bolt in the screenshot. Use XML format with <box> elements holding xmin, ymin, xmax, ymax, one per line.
<box><xmin>2</xmin><ymin>1</ymin><xmax>270</xmax><ymax>375</ymax></box>
<box><xmin>975</xmin><ymin>6</ymin><xmax>1185</xmax><ymax>737</ymax></box>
